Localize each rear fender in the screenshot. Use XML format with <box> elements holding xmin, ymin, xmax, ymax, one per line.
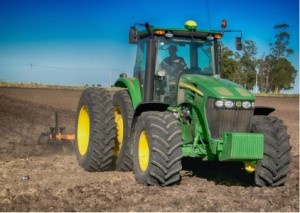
<box><xmin>134</xmin><ymin>102</ymin><xmax>169</xmax><ymax>118</ymax></box>
<box><xmin>114</xmin><ymin>77</ymin><xmax>142</xmax><ymax>109</ymax></box>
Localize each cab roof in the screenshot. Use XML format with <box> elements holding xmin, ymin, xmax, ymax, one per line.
<box><xmin>139</xmin><ymin>27</ymin><xmax>223</xmax><ymax>39</ymax></box>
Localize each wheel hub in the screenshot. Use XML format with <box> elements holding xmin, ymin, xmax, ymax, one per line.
<box><xmin>77</xmin><ymin>105</ymin><xmax>90</xmax><ymax>156</ymax></box>
<box><xmin>244</xmin><ymin>161</ymin><xmax>256</xmax><ymax>173</ymax></box>
<box><xmin>114</xmin><ymin>107</ymin><xmax>124</xmax><ymax>156</ymax></box>
<box><xmin>138</xmin><ymin>130</ymin><xmax>149</xmax><ymax>172</ymax></box>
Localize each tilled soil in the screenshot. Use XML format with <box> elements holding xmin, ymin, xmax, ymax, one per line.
<box><xmin>0</xmin><ymin>87</ymin><xmax>299</xmax><ymax>211</ymax></box>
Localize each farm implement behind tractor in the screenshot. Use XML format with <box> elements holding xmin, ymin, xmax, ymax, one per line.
<box><xmin>39</xmin><ymin>112</ymin><xmax>75</xmax><ymax>144</ymax></box>
<box><xmin>74</xmin><ymin>20</ymin><xmax>291</xmax><ymax>187</ymax></box>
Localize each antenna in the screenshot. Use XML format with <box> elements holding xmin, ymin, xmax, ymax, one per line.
<box><xmin>206</xmin><ymin>0</ymin><xmax>211</xmax><ymax>29</ymax></box>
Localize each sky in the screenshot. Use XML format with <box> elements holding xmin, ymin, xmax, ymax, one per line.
<box><xmin>0</xmin><ymin>0</ymin><xmax>299</xmax><ymax>93</ymax></box>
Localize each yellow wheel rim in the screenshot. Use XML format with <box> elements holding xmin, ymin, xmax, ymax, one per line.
<box><xmin>114</xmin><ymin>107</ymin><xmax>124</xmax><ymax>156</ymax></box>
<box><xmin>244</xmin><ymin>161</ymin><xmax>256</xmax><ymax>173</ymax></box>
<box><xmin>138</xmin><ymin>130</ymin><xmax>149</xmax><ymax>172</ymax></box>
<box><xmin>77</xmin><ymin>105</ymin><xmax>90</xmax><ymax>156</ymax></box>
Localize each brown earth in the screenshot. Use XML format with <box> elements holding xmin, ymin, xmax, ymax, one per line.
<box><xmin>0</xmin><ymin>87</ymin><xmax>299</xmax><ymax>212</ymax></box>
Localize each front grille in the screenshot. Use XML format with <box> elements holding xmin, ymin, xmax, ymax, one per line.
<box><xmin>206</xmin><ymin>99</ymin><xmax>253</xmax><ymax>139</ymax></box>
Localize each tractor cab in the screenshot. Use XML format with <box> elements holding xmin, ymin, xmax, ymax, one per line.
<box><xmin>130</xmin><ymin>21</ymin><xmax>222</xmax><ymax>105</ymax></box>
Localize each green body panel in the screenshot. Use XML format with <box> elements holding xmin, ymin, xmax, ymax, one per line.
<box><xmin>179</xmin><ymin>74</ymin><xmax>255</xmax><ymax>100</ymax></box>
<box><xmin>219</xmin><ymin>132</ymin><xmax>264</xmax><ymax>161</ymax></box>
<box><xmin>177</xmin><ymin>74</ymin><xmax>258</xmax><ymax>160</ymax></box>
<box><xmin>114</xmin><ymin>77</ymin><xmax>142</xmax><ymax>109</ymax></box>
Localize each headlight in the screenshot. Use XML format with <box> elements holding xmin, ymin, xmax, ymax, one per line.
<box><xmin>224</xmin><ymin>100</ymin><xmax>234</xmax><ymax>108</ymax></box>
<box><xmin>242</xmin><ymin>101</ymin><xmax>252</xmax><ymax>109</ymax></box>
<box><xmin>213</xmin><ymin>99</ymin><xmax>254</xmax><ymax>110</ymax></box>
<box><xmin>215</xmin><ymin>100</ymin><xmax>224</xmax><ymax>108</ymax></box>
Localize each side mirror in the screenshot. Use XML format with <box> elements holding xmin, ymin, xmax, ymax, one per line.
<box><xmin>235</xmin><ymin>37</ymin><xmax>242</xmax><ymax>51</ymax></box>
<box><xmin>129</xmin><ymin>26</ymin><xmax>139</xmax><ymax>44</ymax></box>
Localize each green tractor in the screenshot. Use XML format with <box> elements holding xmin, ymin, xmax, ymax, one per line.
<box><xmin>75</xmin><ymin>20</ymin><xmax>291</xmax><ymax>187</ymax></box>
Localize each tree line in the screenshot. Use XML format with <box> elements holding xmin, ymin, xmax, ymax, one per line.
<box><xmin>219</xmin><ymin>24</ymin><xmax>297</xmax><ymax>94</ymax></box>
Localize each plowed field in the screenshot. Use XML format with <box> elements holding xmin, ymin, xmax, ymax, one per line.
<box><xmin>0</xmin><ymin>87</ymin><xmax>298</xmax><ymax>211</ymax></box>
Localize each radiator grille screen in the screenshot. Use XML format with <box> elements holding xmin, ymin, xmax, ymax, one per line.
<box><xmin>206</xmin><ymin>99</ymin><xmax>253</xmax><ymax>139</ymax></box>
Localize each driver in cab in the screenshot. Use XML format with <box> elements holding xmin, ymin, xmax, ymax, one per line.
<box><xmin>160</xmin><ymin>45</ymin><xmax>187</xmax><ymax>75</ymax></box>
<box><xmin>158</xmin><ymin>45</ymin><xmax>187</xmax><ymax>104</ymax></box>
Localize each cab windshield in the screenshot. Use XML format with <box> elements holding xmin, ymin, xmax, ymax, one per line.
<box><xmin>153</xmin><ymin>36</ymin><xmax>216</xmax><ymax>104</ymax></box>
<box><xmin>156</xmin><ymin>37</ymin><xmax>216</xmax><ymax>77</ymax></box>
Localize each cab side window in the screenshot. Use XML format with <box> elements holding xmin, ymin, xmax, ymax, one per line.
<box><xmin>134</xmin><ymin>39</ymin><xmax>148</xmax><ymax>91</ymax></box>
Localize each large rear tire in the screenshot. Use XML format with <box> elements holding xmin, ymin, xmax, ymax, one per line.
<box><xmin>133</xmin><ymin>111</ymin><xmax>183</xmax><ymax>186</ymax></box>
<box><xmin>251</xmin><ymin>115</ymin><xmax>291</xmax><ymax>186</ymax></box>
<box><xmin>75</xmin><ymin>88</ymin><xmax>115</xmax><ymax>171</ymax></box>
<box><xmin>112</xmin><ymin>90</ymin><xmax>134</xmax><ymax>171</ymax></box>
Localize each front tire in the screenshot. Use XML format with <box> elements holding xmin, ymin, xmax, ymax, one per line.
<box><xmin>251</xmin><ymin>115</ymin><xmax>291</xmax><ymax>186</ymax></box>
<box><xmin>133</xmin><ymin>111</ymin><xmax>183</xmax><ymax>186</ymax></box>
<box><xmin>75</xmin><ymin>88</ymin><xmax>115</xmax><ymax>171</ymax></box>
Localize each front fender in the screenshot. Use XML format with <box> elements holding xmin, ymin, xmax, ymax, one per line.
<box><xmin>254</xmin><ymin>106</ymin><xmax>275</xmax><ymax>115</ymax></box>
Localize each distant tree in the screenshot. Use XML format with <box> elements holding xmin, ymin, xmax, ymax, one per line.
<box><xmin>257</xmin><ymin>54</ymin><xmax>272</xmax><ymax>93</ymax></box>
<box><xmin>220</xmin><ymin>40</ymin><xmax>258</xmax><ymax>90</ymax></box>
<box><xmin>240</xmin><ymin>40</ymin><xmax>257</xmax><ymax>90</ymax></box>
<box><xmin>257</xmin><ymin>55</ymin><xmax>274</xmax><ymax>93</ymax></box>
<box><xmin>270</xmin><ymin>24</ymin><xmax>294</xmax><ymax>59</ymax></box>
<box><xmin>220</xmin><ymin>45</ymin><xmax>242</xmax><ymax>84</ymax></box>
<box><xmin>269</xmin><ymin>57</ymin><xmax>297</xmax><ymax>94</ymax></box>
<box><xmin>267</xmin><ymin>24</ymin><xmax>297</xmax><ymax>94</ymax></box>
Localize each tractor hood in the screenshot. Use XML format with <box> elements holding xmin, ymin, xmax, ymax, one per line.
<box><xmin>179</xmin><ymin>74</ymin><xmax>255</xmax><ymax>100</ymax></box>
